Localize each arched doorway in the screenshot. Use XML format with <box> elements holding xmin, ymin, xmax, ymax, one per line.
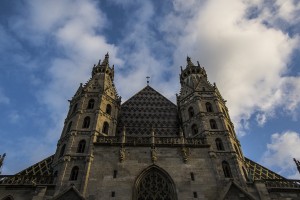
<box><xmin>133</xmin><ymin>165</ymin><xmax>177</xmax><ymax>200</ymax></box>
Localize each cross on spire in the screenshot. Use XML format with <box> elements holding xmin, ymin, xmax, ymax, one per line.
<box><xmin>146</xmin><ymin>76</ymin><xmax>150</xmax><ymax>86</ymax></box>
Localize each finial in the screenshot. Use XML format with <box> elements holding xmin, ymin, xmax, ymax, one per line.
<box><xmin>105</xmin><ymin>52</ymin><xmax>109</xmax><ymax>58</ymax></box>
<box><xmin>98</xmin><ymin>59</ymin><xmax>101</xmax><ymax>65</ymax></box>
<box><xmin>121</xmin><ymin>126</ymin><xmax>126</xmax><ymax>144</ymax></box>
<box><xmin>294</xmin><ymin>158</ymin><xmax>300</xmax><ymax>174</ymax></box>
<box><xmin>146</xmin><ymin>76</ymin><xmax>150</xmax><ymax>86</ymax></box>
<box><xmin>0</xmin><ymin>153</ymin><xmax>6</xmax><ymax>171</ymax></box>
<box><xmin>187</xmin><ymin>56</ymin><xmax>191</xmax><ymax>62</ymax></box>
<box><xmin>180</xmin><ymin>66</ymin><xmax>183</xmax><ymax>72</ymax></box>
<box><xmin>151</xmin><ymin>127</ymin><xmax>155</xmax><ymax>146</ymax></box>
<box><xmin>197</xmin><ymin>61</ymin><xmax>200</xmax><ymax>67</ymax></box>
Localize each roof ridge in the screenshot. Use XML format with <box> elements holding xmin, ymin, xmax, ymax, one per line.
<box><xmin>122</xmin><ymin>85</ymin><xmax>176</xmax><ymax>107</ymax></box>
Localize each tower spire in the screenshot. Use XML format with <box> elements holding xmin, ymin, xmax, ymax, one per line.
<box><xmin>92</xmin><ymin>53</ymin><xmax>114</xmax><ymax>80</ymax></box>
<box><xmin>101</xmin><ymin>52</ymin><xmax>109</xmax><ymax>66</ymax></box>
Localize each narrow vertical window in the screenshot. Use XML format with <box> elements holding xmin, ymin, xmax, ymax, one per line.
<box><xmin>191</xmin><ymin>124</ymin><xmax>198</xmax><ymax>135</ymax></box>
<box><xmin>77</xmin><ymin>140</ymin><xmax>86</xmax><ymax>153</ymax></box>
<box><xmin>209</xmin><ymin>119</ymin><xmax>218</xmax><ymax>129</ymax></box>
<box><xmin>190</xmin><ymin>172</ymin><xmax>195</xmax><ymax>181</ymax></box>
<box><xmin>215</xmin><ymin>138</ymin><xmax>224</xmax><ymax>150</ymax></box>
<box><xmin>102</xmin><ymin>122</ymin><xmax>109</xmax><ymax>134</ymax></box>
<box><xmin>111</xmin><ymin>191</ymin><xmax>115</xmax><ymax>197</ymax></box>
<box><xmin>222</xmin><ymin>161</ymin><xmax>232</xmax><ymax>178</ymax></box>
<box><xmin>66</xmin><ymin>121</ymin><xmax>72</xmax><ymax>133</ymax></box>
<box><xmin>87</xmin><ymin>99</ymin><xmax>95</xmax><ymax>109</ymax></box>
<box><xmin>106</xmin><ymin>104</ymin><xmax>112</xmax><ymax>115</ymax></box>
<box><xmin>82</xmin><ymin>116</ymin><xmax>91</xmax><ymax>128</ymax></box>
<box><xmin>206</xmin><ymin>102</ymin><xmax>213</xmax><ymax>112</ymax></box>
<box><xmin>113</xmin><ymin>170</ymin><xmax>117</xmax><ymax>178</ymax></box>
<box><xmin>193</xmin><ymin>192</ymin><xmax>198</xmax><ymax>198</ymax></box>
<box><xmin>70</xmin><ymin>166</ymin><xmax>79</xmax><ymax>181</ymax></box>
<box><xmin>188</xmin><ymin>106</ymin><xmax>194</xmax><ymax>118</ymax></box>
<box><xmin>59</xmin><ymin>144</ymin><xmax>66</xmax><ymax>158</ymax></box>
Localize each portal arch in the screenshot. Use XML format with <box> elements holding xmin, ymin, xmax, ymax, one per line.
<box><xmin>133</xmin><ymin>165</ymin><xmax>177</xmax><ymax>200</ymax></box>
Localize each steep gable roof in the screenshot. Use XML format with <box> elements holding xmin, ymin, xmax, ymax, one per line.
<box><xmin>16</xmin><ymin>155</ymin><xmax>54</xmax><ymax>176</ymax></box>
<box><xmin>117</xmin><ymin>86</ymin><xmax>179</xmax><ymax>137</ymax></box>
<box><xmin>245</xmin><ymin>157</ymin><xmax>284</xmax><ymax>180</ymax></box>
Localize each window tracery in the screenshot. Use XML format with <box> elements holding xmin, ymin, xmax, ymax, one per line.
<box><xmin>134</xmin><ymin>167</ymin><xmax>177</xmax><ymax>200</ymax></box>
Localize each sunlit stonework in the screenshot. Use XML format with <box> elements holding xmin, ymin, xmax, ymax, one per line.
<box><xmin>0</xmin><ymin>54</ymin><xmax>299</xmax><ymax>199</ymax></box>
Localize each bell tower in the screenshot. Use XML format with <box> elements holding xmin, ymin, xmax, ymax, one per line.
<box><xmin>177</xmin><ymin>57</ymin><xmax>249</xmax><ymax>186</ymax></box>
<box><xmin>52</xmin><ymin>53</ymin><xmax>121</xmax><ymax>195</ymax></box>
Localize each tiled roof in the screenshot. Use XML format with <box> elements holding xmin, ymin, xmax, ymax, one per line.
<box><xmin>117</xmin><ymin>86</ymin><xmax>180</xmax><ymax>137</ymax></box>
<box><xmin>245</xmin><ymin>157</ymin><xmax>284</xmax><ymax>180</ymax></box>
<box><xmin>15</xmin><ymin>155</ymin><xmax>54</xmax><ymax>176</ymax></box>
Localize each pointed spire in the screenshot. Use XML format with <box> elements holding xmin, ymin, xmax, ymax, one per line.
<box><xmin>186</xmin><ymin>56</ymin><xmax>195</xmax><ymax>67</ymax></box>
<box><xmin>101</xmin><ymin>52</ymin><xmax>109</xmax><ymax>66</ymax></box>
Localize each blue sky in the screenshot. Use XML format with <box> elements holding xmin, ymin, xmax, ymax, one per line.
<box><xmin>0</xmin><ymin>0</ymin><xmax>300</xmax><ymax>178</ymax></box>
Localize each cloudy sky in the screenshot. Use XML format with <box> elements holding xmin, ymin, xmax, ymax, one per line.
<box><xmin>0</xmin><ymin>0</ymin><xmax>300</xmax><ymax>178</ymax></box>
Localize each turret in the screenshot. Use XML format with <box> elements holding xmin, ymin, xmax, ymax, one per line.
<box><xmin>177</xmin><ymin>57</ymin><xmax>249</xmax><ymax>185</ymax></box>
<box><xmin>52</xmin><ymin>53</ymin><xmax>120</xmax><ymax>195</ymax></box>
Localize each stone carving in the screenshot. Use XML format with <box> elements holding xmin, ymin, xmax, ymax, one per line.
<box><xmin>119</xmin><ymin>147</ymin><xmax>126</xmax><ymax>162</ymax></box>
<box><xmin>151</xmin><ymin>148</ymin><xmax>157</xmax><ymax>163</ymax></box>
<box><xmin>181</xmin><ymin>147</ymin><xmax>190</xmax><ymax>163</ymax></box>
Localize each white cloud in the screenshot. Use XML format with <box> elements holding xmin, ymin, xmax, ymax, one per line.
<box><xmin>262</xmin><ymin>131</ymin><xmax>300</xmax><ymax>177</ymax></box>
<box><xmin>161</xmin><ymin>0</ymin><xmax>300</xmax><ymax>134</ymax></box>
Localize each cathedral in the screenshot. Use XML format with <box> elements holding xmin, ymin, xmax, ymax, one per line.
<box><xmin>0</xmin><ymin>54</ymin><xmax>300</xmax><ymax>200</ymax></box>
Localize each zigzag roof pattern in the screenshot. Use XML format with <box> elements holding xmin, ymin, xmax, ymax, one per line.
<box><xmin>15</xmin><ymin>155</ymin><xmax>54</xmax><ymax>176</ymax></box>
<box><xmin>116</xmin><ymin>86</ymin><xmax>180</xmax><ymax>137</ymax></box>
<box><xmin>245</xmin><ymin>157</ymin><xmax>284</xmax><ymax>180</ymax></box>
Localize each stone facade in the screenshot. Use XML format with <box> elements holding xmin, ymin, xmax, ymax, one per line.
<box><xmin>0</xmin><ymin>54</ymin><xmax>300</xmax><ymax>200</ymax></box>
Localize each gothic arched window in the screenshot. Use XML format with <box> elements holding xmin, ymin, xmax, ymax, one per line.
<box><xmin>215</xmin><ymin>138</ymin><xmax>224</xmax><ymax>150</ymax></box>
<box><xmin>106</xmin><ymin>104</ymin><xmax>112</xmax><ymax>115</ymax></box>
<box><xmin>66</xmin><ymin>121</ymin><xmax>72</xmax><ymax>133</ymax></box>
<box><xmin>70</xmin><ymin>166</ymin><xmax>79</xmax><ymax>181</ymax></box>
<box><xmin>134</xmin><ymin>166</ymin><xmax>177</xmax><ymax>200</ymax></box>
<box><xmin>82</xmin><ymin>116</ymin><xmax>90</xmax><ymax>128</ymax></box>
<box><xmin>210</xmin><ymin>119</ymin><xmax>218</xmax><ymax>129</ymax></box>
<box><xmin>102</xmin><ymin>122</ymin><xmax>109</xmax><ymax>134</ymax></box>
<box><xmin>188</xmin><ymin>106</ymin><xmax>194</xmax><ymax>118</ymax></box>
<box><xmin>59</xmin><ymin>144</ymin><xmax>66</xmax><ymax>158</ymax></box>
<box><xmin>206</xmin><ymin>102</ymin><xmax>213</xmax><ymax>112</ymax></box>
<box><xmin>222</xmin><ymin>161</ymin><xmax>232</xmax><ymax>178</ymax></box>
<box><xmin>191</xmin><ymin>124</ymin><xmax>198</xmax><ymax>135</ymax></box>
<box><xmin>87</xmin><ymin>99</ymin><xmax>95</xmax><ymax>109</ymax></box>
<box><xmin>77</xmin><ymin>140</ymin><xmax>86</xmax><ymax>153</ymax></box>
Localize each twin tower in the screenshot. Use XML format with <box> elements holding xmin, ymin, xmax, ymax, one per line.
<box><xmin>51</xmin><ymin>53</ymin><xmax>253</xmax><ymax>199</ymax></box>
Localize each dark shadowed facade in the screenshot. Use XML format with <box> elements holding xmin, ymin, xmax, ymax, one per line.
<box><xmin>0</xmin><ymin>54</ymin><xmax>300</xmax><ymax>200</ymax></box>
